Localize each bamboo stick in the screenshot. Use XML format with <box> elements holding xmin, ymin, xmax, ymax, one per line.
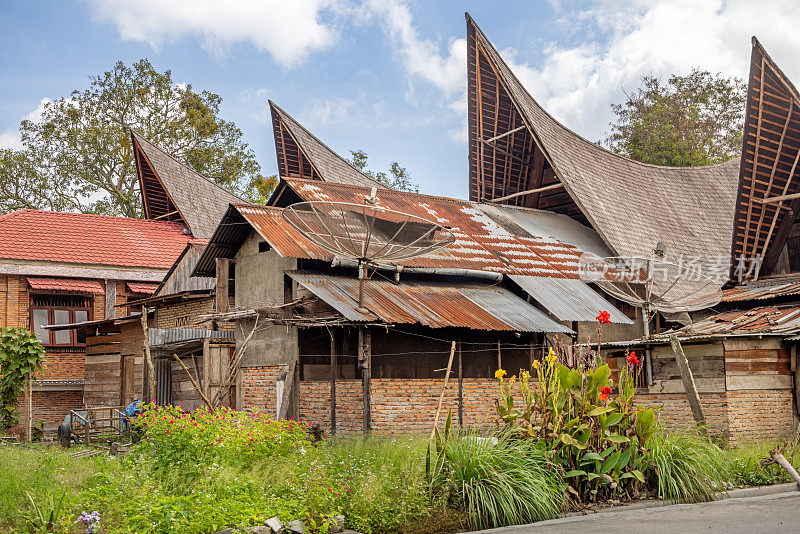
<box><xmin>172</xmin><ymin>353</ymin><xmax>214</xmax><ymax>411</ymax></box>
<box><xmin>430</xmin><ymin>341</ymin><xmax>456</xmax><ymax>441</ymax></box>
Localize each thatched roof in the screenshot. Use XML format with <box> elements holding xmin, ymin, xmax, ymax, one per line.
<box><xmin>269</xmin><ymin>101</ymin><xmax>383</xmax><ymax>188</ymax></box>
<box><xmin>466</xmin><ymin>14</ymin><xmax>740</xmax><ymax>263</ymax></box>
<box><xmin>131</xmin><ymin>130</ymin><xmax>243</xmax><ymax>239</ymax></box>
<box><xmin>731</xmin><ymin>37</ymin><xmax>800</xmax><ymax>278</ymax></box>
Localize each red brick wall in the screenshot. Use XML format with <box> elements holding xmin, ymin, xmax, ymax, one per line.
<box><xmin>155</xmin><ymin>298</ymin><xmax>215</xmax><ymax>329</ymax></box>
<box><xmin>10</xmin><ymin>389</ymin><xmax>84</xmax><ymax>436</ymax></box>
<box><xmin>726</xmin><ymin>389</ymin><xmax>795</xmax><ymax>442</ymax></box>
<box><xmin>299</xmin><ymin>380</ymin><xmax>365</xmax><ymax>433</ymax></box>
<box><xmin>240</xmin><ymin>365</ymin><xmax>286</xmax><ymax>414</ymax></box>
<box><xmin>637</xmin><ymin>390</ymin><xmax>796</xmax><ymax>444</ymax></box>
<box><xmin>40</xmin><ymin>351</ymin><xmax>85</xmax><ymax>381</ymax></box>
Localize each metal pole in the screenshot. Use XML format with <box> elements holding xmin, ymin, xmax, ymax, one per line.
<box><xmin>329</xmin><ymin>329</ymin><xmax>337</xmax><ymax>435</ymax></box>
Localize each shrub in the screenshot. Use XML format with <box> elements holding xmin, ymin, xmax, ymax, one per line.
<box><xmin>718</xmin><ymin>441</ymin><xmax>800</xmax><ymax>487</ymax></box>
<box><xmin>134</xmin><ymin>404</ymin><xmax>310</xmax><ymax>472</ymax></box>
<box><xmin>646</xmin><ymin>428</ymin><xmax>726</xmax><ymax>503</ymax></box>
<box><xmin>429</xmin><ymin>416</ymin><xmax>562</xmax><ymax>530</ymax></box>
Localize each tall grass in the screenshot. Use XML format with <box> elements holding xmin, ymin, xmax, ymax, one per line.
<box><xmin>434</xmin><ymin>434</ymin><xmax>563</xmax><ymax>530</ymax></box>
<box><xmin>0</xmin><ymin>445</ymin><xmax>97</xmax><ymax>532</ymax></box>
<box><xmin>646</xmin><ymin>429</ymin><xmax>726</xmax><ymax>503</ymax></box>
<box><xmin>716</xmin><ymin>441</ymin><xmax>800</xmax><ymax>487</ymax></box>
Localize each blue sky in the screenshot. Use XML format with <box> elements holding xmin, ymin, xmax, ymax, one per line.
<box><xmin>2</xmin><ymin>1</ymin><xmax>800</xmax><ymax>200</ymax></box>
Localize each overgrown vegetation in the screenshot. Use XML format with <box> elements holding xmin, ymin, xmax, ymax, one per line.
<box><xmin>0</xmin><ymin>327</ymin><xmax>45</xmax><ymax>430</ymax></box>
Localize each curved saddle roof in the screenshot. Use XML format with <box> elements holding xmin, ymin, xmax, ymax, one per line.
<box><xmin>466</xmin><ymin>14</ymin><xmax>740</xmax><ymax>263</ymax></box>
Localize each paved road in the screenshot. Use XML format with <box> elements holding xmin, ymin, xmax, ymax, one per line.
<box><xmin>480</xmin><ymin>491</ymin><xmax>800</xmax><ymax>534</ymax></box>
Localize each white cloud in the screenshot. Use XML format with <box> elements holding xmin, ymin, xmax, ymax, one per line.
<box><xmin>365</xmin><ymin>0</ymin><xmax>466</xmax><ymax>97</ymax></box>
<box><xmin>83</xmin><ymin>0</ymin><xmax>340</xmax><ymax>66</ymax></box>
<box><xmin>0</xmin><ymin>98</ymin><xmax>51</xmax><ymax>150</ymax></box>
<box><xmin>239</xmin><ymin>87</ymin><xmax>272</xmax><ymax>124</ymax></box>
<box><xmin>496</xmin><ymin>0</ymin><xmax>800</xmax><ymax>141</ymax></box>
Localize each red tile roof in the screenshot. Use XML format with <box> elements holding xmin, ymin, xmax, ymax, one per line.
<box><xmin>0</xmin><ymin>210</ymin><xmax>193</xmax><ymax>269</ymax></box>
<box><xmin>126</xmin><ymin>281</ymin><xmax>160</xmax><ymax>295</ymax></box>
<box><xmin>27</xmin><ymin>277</ymin><xmax>105</xmax><ymax>294</ymax></box>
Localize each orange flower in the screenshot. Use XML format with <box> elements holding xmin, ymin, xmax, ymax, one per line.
<box><xmin>627</xmin><ymin>351</ymin><xmax>641</xmax><ymax>365</ymax></box>
<box><xmin>596</xmin><ymin>310</ymin><xmax>611</xmax><ymax>324</ymax></box>
<box><xmin>599</xmin><ymin>386</ymin><xmax>612</xmax><ymax>401</ymax></box>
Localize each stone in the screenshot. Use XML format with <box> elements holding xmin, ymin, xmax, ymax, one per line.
<box><xmin>286</xmin><ymin>519</ymin><xmax>305</xmax><ymax>533</ymax></box>
<box><xmin>247</xmin><ymin>527</ymin><xmax>270</xmax><ymax>534</ymax></box>
<box><xmin>329</xmin><ymin>515</ymin><xmax>345</xmax><ymax>533</ymax></box>
<box><xmin>265</xmin><ymin>517</ymin><xmax>284</xmax><ymax>533</ymax></box>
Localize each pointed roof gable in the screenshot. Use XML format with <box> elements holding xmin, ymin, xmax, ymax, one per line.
<box><xmin>131</xmin><ymin>130</ymin><xmax>243</xmax><ymax>239</ymax></box>
<box><xmin>466</xmin><ymin>13</ymin><xmax>740</xmax><ymax>264</ymax></box>
<box><xmin>731</xmin><ymin>37</ymin><xmax>800</xmax><ymax>279</ymax></box>
<box><xmin>269</xmin><ymin>101</ymin><xmax>384</xmax><ymax>188</ymax></box>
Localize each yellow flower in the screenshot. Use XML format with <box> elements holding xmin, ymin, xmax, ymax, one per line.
<box><xmin>532</xmin><ymin>360</ymin><xmax>540</xmax><ymax>370</ymax></box>
<box><xmin>509</xmin><ymin>375</ymin><xmax>517</xmax><ymax>384</ymax></box>
<box><xmin>547</xmin><ymin>347</ymin><xmax>556</xmax><ymax>363</ymax></box>
<box><xmin>521</xmin><ymin>370</ymin><xmax>530</xmax><ymax>381</ymax></box>
<box><xmin>495</xmin><ymin>368</ymin><xmax>507</xmax><ymax>379</ymax></box>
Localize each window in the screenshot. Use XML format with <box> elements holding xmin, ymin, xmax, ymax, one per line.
<box><xmin>30</xmin><ymin>294</ymin><xmax>92</xmax><ymax>346</ymax></box>
<box><xmin>258</xmin><ymin>240</ymin><xmax>270</xmax><ymax>253</ymax></box>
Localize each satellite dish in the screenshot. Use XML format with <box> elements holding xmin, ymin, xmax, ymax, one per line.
<box><xmin>282</xmin><ymin>200</ymin><xmax>455</xmax><ymax>310</ymax></box>
<box><xmin>579</xmin><ymin>255</ymin><xmax>723</xmax><ymax>314</ymax></box>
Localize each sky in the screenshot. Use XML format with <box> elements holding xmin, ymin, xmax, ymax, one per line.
<box><xmin>2</xmin><ymin>0</ymin><xmax>800</xmax><ymax>200</ymax></box>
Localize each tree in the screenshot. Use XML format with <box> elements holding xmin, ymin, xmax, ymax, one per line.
<box><xmin>0</xmin><ymin>328</ymin><xmax>44</xmax><ymax>430</ymax></box>
<box><xmin>244</xmin><ymin>174</ymin><xmax>279</xmax><ymax>205</ymax></box>
<box><xmin>606</xmin><ymin>69</ymin><xmax>746</xmax><ymax>167</ymax></box>
<box><xmin>13</xmin><ymin>59</ymin><xmax>261</xmax><ymax>217</ymax></box>
<box><xmin>0</xmin><ymin>149</ymin><xmax>74</xmax><ymax>212</ymax></box>
<box><xmin>348</xmin><ymin>149</ymin><xmax>420</xmax><ymax>192</ymax></box>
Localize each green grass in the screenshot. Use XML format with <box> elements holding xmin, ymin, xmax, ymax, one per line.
<box><xmin>0</xmin><ymin>445</ymin><xmax>99</xmax><ymax>533</ymax></box>
<box><xmin>646</xmin><ymin>429</ymin><xmax>727</xmax><ymax>503</ymax></box>
<box><xmin>433</xmin><ymin>434</ymin><xmax>563</xmax><ymax>531</ymax></box>
<box><xmin>716</xmin><ymin>440</ymin><xmax>800</xmax><ymax>487</ymax></box>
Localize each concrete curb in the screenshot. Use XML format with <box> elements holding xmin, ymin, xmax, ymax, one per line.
<box><xmin>474</xmin><ymin>482</ymin><xmax>800</xmax><ymax>533</ymax></box>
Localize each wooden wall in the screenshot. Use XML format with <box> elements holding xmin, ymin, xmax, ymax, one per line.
<box><xmin>84</xmin><ymin>320</ymin><xmax>145</xmax><ymax>407</ymax></box>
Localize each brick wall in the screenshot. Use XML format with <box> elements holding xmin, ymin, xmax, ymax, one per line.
<box><xmin>40</xmin><ymin>350</ymin><xmax>85</xmax><ymax>381</ymax></box>
<box><xmin>637</xmin><ymin>390</ymin><xmax>796</xmax><ymax>444</ymax></box>
<box><xmin>299</xmin><ymin>380</ymin><xmax>365</xmax><ymax>433</ymax></box>
<box><xmin>10</xmin><ymin>389</ymin><xmax>84</xmax><ymax>436</ymax></box>
<box><xmin>240</xmin><ymin>365</ymin><xmax>286</xmax><ymax>415</ymax></box>
<box><xmin>155</xmin><ymin>298</ymin><xmax>214</xmax><ymax>329</ymax></box>
<box><xmin>726</xmin><ymin>389</ymin><xmax>795</xmax><ymax>442</ymax></box>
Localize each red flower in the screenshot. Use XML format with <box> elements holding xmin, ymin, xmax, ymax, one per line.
<box><xmin>627</xmin><ymin>351</ymin><xmax>641</xmax><ymax>365</ymax></box>
<box><xmin>599</xmin><ymin>386</ymin><xmax>612</xmax><ymax>401</ymax></box>
<box><xmin>596</xmin><ymin>310</ymin><xmax>611</xmax><ymax>324</ymax></box>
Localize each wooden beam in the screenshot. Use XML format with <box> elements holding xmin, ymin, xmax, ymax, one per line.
<box><xmin>215</xmin><ymin>258</ymin><xmax>231</xmax><ymax>314</ymax></box>
<box><xmin>669</xmin><ymin>335</ymin><xmax>705</xmax><ymax>432</ymax></box>
<box><xmin>172</xmin><ymin>353</ymin><xmax>214</xmax><ymax>411</ymax></box>
<box><xmin>430</xmin><ymin>341</ymin><xmax>456</xmax><ymax>441</ymax></box>
<box><xmin>329</xmin><ymin>328</ymin><xmax>337</xmax><ymax>435</ymax></box>
<box><xmin>479</xmin><ymin>138</ymin><xmax>529</xmax><ymax>167</ymax></box>
<box><xmin>760</xmin><ymin>191</ymin><xmax>800</xmax><ymax>204</ymax></box>
<box><xmin>741</xmin><ymin>56</ymin><xmax>767</xmax><ymax>260</ymax></box>
<box><xmin>457</xmin><ymin>336</ymin><xmax>463</xmax><ymax>428</ymax></box>
<box><xmin>485</xmin><ymin>125</ymin><xmax>526</xmax><ymax>143</ymax></box>
<box><xmin>489</xmin><ymin>182</ymin><xmax>564</xmax><ymax>203</ymax></box>
<box><xmin>359</xmin><ymin>326</ymin><xmax>372</xmax><ymax>433</ymax></box>
<box><xmin>153</xmin><ymin>210</ymin><xmax>180</xmax><ymax>220</ymax></box>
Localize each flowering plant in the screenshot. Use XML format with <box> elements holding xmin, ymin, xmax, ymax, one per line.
<box><xmin>134</xmin><ymin>404</ymin><xmax>311</xmax><ymax>471</ymax></box>
<box><xmin>494</xmin><ymin>312</ymin><xmax>656</xmax><ymax>503</ymax></box>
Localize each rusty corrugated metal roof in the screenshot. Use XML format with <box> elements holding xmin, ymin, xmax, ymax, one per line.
<box><xmin>667</xmin><ymin>306</ymin><xmax>800</xmax><ymax>337</ymax></box>
<box><xmin>288</xmin><ymin>270</ymin><xmax>573</xmax><ymax>333</ymax></box>
<box><xmin>263</xmin><ymin>178</ymin><xmax>608</xmax><ymax>277</ymax></box>
<box><xmin>722</xmin><ymin>275</ymin><xmax>800</xmax><ymax>302</ymax></box>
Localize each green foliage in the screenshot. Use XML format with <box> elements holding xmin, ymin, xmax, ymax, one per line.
<box><xmin>606</xmin><ymin>69</ymin><xmax>746</xmax><ymax>166</ymax></box>
<box><xmin>717</xmin><ymin>441</ymin><xmax>800</xmax><ymax>487</ymax></box>
<box><xmin>244</xmin><ymin>174</ymin><xmax>279</xmax><ymax>205</ymax></box>
<box><xmin>348</xmin><ymin>149</ymin><xmax>420</xmax><ymax>192</ymax></box>
<box><xmin>10</xmin><ymin>59</ymin><xmax>260</xmax><ymax>217</ymax></box>
<box><xmin>495</xmin><ymin>347</ymin><xmax>654</xmax><ymax>503</ymax></box>
<box><xmin>0</xmin><ymin>327</ymin><xmax>45</xmax><ymax>429</ymax></box>
<box><xmin>428</xmin><ymin>428</ymin><xmax>562</xmax><ymax>530</ymax></box>
<box><xmin>646</xmin><ymin>429</ymin><xmax>727</xmax><ymax>503</ymax></box>
<box><xmin>134</xmin><ymin>404</ymin><xmax>310</xmax><ymax>472</ymax></box>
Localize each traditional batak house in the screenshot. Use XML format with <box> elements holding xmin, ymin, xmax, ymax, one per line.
<box><xmin>192</xmin><ymin>102</ymin><xmax>640</xmax><ymax>433</ymax></box>
<box><xmin>461</xmin><ymin>13</ymin><xmax>800</xmax><ymax>442</ymax></box>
